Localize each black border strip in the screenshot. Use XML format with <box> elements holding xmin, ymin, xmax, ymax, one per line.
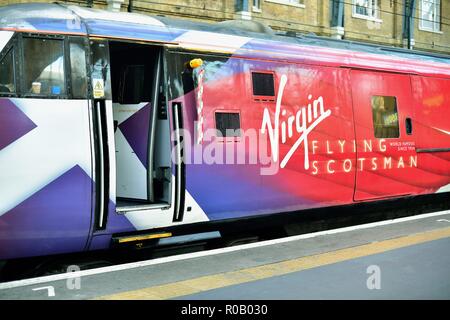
<box><xmin>416</xmin><ymin>148</ymin><xmax>450</xmax><ymax>153</ymax></box>
<box><xmin>172</xmin><ymin>101</ymin><xmax>185</xmax><ymax>222</ymax></box>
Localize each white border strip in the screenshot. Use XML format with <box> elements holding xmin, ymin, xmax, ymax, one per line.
<box><xmin>0</xmin><ymin>209</ymin><xmax>449</xmax><ymax>290</ymax></box>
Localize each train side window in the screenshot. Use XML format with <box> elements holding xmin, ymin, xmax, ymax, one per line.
<box><xmin>371</xmin><ymin>96</ymin><xmax>400</xmax><ymax>138</ymax></box>
<box><xmin>90</xmin><ymin>40</ymin><xmax>112</xmax><ymax>100</ymax></box>
<box><xmin>22</xmin><ymin>37</ymin><xmax>66</xmax><ymax>96</ymax></box>
<box><xmin>69</xmin><ymin>37</ymin><xmax>88</xmax><ymax>99</ymax></box>
<box><xmin>252</xmin><ymin>72</ymin><xmax>275</xmax><ymax>100</ymax></box>
<box><xmin>0</xmin><ymin>48</ymin><xmax>15</xmax><ymax>94</ymax></box>
<box><xmin>215</xmin><ymin>112</ymin><xmax>241</xmax><ymax>138</ymax></box>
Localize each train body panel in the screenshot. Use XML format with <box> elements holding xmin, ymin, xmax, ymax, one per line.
<box><xmin>0</xmin><ymin>99</ymin><xmax>93</xmax><ymax>259</ymax></box>
<box><xmin>0</xmin><ymin>3</ymin><xmax>449</xmax><ymax>260</ymax></box>
<box><xmin>171</xmin><ymin>57</ymin><xmax>357</xmax><ymax>218</ymax></box>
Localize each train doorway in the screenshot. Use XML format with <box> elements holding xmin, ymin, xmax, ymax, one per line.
<box><xmin>109</xmin><ymin>42</ymin><xmax>172</xmax><ymax>211</ymax></box>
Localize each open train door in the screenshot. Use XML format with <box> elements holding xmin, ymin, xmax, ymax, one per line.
<box><xmin>108</xmin><ymin>42</ymin><xmax>180</xmax><ymax>222</ymax></box>
<box><xmin>350</xmin><ymin>70</ymin><xmax>419</xmax><ymax>201</ymax></box>
<box><xmin>90</xmin><ymin>39</ymin><xmax>114</xmax><ymax>229</ymax></box>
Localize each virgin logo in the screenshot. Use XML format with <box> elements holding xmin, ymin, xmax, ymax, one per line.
<box><xmin>261</xmin><ymin>74</ymin><xmax>332</xmax><ymax>171</ymax></box>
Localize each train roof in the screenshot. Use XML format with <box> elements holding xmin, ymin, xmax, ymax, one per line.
<box><xmin>1</xmin><ymin>2</ymin><xmax>450</xmax><ymax>78</ymax></box>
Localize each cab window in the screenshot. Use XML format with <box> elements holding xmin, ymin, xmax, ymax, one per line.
<box><xmin>22</xmin><ymin>37</ymin><xmax>66</xmax><ymax>96</ymax></box>
<box><xmin>69</xmin><ymin>37</ymin><xmax>88</xmax><ymax>99</ymax></box>
<box><xmin>0</xmin><ymin>48</ymin><xmax>15</xmax><ymax>94</ymax></box>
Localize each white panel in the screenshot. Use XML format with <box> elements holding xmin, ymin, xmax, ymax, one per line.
<box><xmin>68</xmin><ymin>6</ymin><xmax>165</xmax><ymax>27</ymax></box>
<box><xmin>115</xmin><ymin>130</ymin><xmax>147</xmax><ymax>199</ymax></box>
<box><xmin>174</xmin><ymin>30</ymin><xmax>251</xmax><ymax>53</ymax></box>
<box><xmin>0</xmin><ymin>31</ymin><xmax>14</xmax><ymax>53</ymax></box>
<box><xmin>105</xmin><ymin>100</ymin><xmax>117</xmax><ymax>202</ymax></box>
<box><xmin>0</xmin><ymin>99</ymin><xmax>92</xmax><ymax>216</ymax></box>
<box><xmin>437</xmin><ymin>184</ymin><xmax>450</xmax><ymax>193</ymax></box>
<box><xmin>113</xmin><ymin>102</ymin><xmax>149</xmax><ymax>200</ymax></box>
<box><xmin>123</xmin><ymin>185</ymin><xmax>209</xmax><ymax>231</ymax></box>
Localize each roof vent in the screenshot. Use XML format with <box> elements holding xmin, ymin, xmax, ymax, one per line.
<box><xmin>216</xmin><ymin>19</ymin><xmax>274</xmax><ymax>35</ymax></box>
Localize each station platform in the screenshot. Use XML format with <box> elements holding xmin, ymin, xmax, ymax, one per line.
<box><xmin>1</xmin><ymin>210</ymin><xmax>450</xmax><ymax>300</ymax></box>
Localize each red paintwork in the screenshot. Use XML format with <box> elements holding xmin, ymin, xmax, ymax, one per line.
<box><xmin>194</xmin><ymin>53</ymin><xmax>450</xmax><ymax>207</ymax></box>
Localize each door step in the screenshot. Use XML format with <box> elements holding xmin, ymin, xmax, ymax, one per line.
<box><xmin>113</xmin><ymin>231</ymin><xmax>173</xmax><ymax>245</ymax></box>
<box><xmin>116</xmin><ymin>203</ymin><xmax>170</xmax><ymax>213</ymax></box>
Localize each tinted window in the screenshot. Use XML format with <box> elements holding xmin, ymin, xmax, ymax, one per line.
<box><xmin>252</xmin><ymin>72</ymin><xmax>275</xmax><ymax>96</ymax></box>
<box><xmin>0</xmin><ymin>48</ymin><xmax>15</xmax><ymax>94</ymax></box>
<box><xmin>70</xmin><ymin>38</ymin><xmax>88</xmax><ymax>99</ymax></box>
<box><xmin>90</xmin><ymin>40</ymin><xmax>111</xmax><ymax>99</ymax></box>
<box><xmin>215</xmin><ymin>112</ymin><xmax>241</xmax><ymax>137</ymax></box>
<box><xmin>118</xmin><ymin>65</ymin><xmax>146</xmax><ymax>104</ymax></box>
<box><xmin>23</xmin><ymin>37</ymin><xmax>66</xmax><ymax>96</ymax></box>
<box><xmin>371</xmin><ymin>96</ymin><xmax>400</xmax><ymax>138</ymax></box>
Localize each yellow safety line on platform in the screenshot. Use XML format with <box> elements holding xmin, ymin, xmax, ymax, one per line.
<box><xmin>96</xmin><ymin>226</ymin><xmax>450</xmax><ymax>300</ymax></box>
